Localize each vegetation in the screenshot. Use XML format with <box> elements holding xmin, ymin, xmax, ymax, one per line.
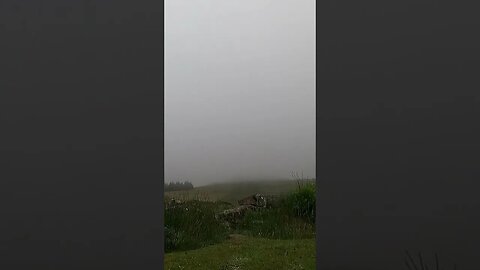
<box><xmin>164</xmin><ymin>200</ymin><xmax>231</xmax><ymax>252</ymax></box>
<box><xmin>165</xmin><ymin>179</ymin><xmax>314</xmax><ymax>204</ymax></box>
<box><xmin>164</xmin><ymin>235</ymin><xmax>315</xmax><ymax>270</ymax></box>
<box><xmin>234</xmin><ymin>207</ymin><xmax>315</xmax><ymax>239</ymax></box>
<box><xmin>164</xmin><ymin>179</ymin><xmax>316</xmax><ymax>269</ymax></box>
<box><xmin>233</xmin><ymin>182</ymin><xmax>316</xmax><ymax>239</ymax></box>
<box><xmin>284</xmin><ymin>181</ymin><xmax>316</xmax><ymax>223</ymax></box>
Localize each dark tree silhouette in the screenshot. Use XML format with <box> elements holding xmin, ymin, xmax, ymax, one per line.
<box><xmin>164</xmin><ymin>181</ymin><xmax>194</xmax><ymax>192</ymax></box>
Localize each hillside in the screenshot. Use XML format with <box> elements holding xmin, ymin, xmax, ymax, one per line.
<box><xmin>164</xmin><ymin>179</ymin><xmax>314</xmax><ymax>204</ymax></box>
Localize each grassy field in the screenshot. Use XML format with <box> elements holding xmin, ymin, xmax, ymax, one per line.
<box><xmin>164</xmin><ymin>179</ymin><xmax>313</xmax><ymax>204</ymax></box>
<box><xmin>164</xmin><ymin>234</ymin><xmax>315</xmax><ymax>270</ymax></box>
<box><xmin>164</xmin><ymin>180</ymin><xmax>316</xmax><ymax>269</ymax></box>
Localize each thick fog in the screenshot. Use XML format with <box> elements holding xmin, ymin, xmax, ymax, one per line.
<box><xmin>165</xmin><ymin>0</ymin><xmax>315</xmax><ymax>186</ymax></box>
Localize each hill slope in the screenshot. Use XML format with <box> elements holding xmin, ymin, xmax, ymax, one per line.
<box><xmin>164</xmin><ymin>180</ymin><xmax>313</xmax><ymax>204</ymax></box>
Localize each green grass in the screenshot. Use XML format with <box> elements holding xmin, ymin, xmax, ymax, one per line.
<box><xmin>234</xmin><ymin>207</ymin><xmax>315</xmax><ymax>239</ymax></box>
<box><xmin>164</xmin><ymin>235</ymin><xmax>316</xmax><ymax>270</ymax></box>
<box><xmin>165</xmin><ymin>200</ymin><xmax>232</xmax><ymax>252</ymax></box>
<box><xmin>164</xmin><ymin>180</ymin><xmax>316</xmax><ymax>268</ymax></box>
<box><xmin>231</xmin><ymin>182</ymin><xmax>316</xmax><ymax>239</ymax></box>
<box><xmin>165</xmin><ymin>179</ymin><xmax>314</xmax><ymax>204</ymax></box>
<box><xmin>284</xmin><ymin>182</ymin><xmax>316</xmax><ymax>223</ymax></box>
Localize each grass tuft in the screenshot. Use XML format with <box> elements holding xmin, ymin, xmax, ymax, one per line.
<box><xmin>234</xmin><ymin>207</ymin><xmax>315</xmax><ymax>239</ymax></box>
<box><xmin>164</xmin><ymin>200</ymin><xmax>231</xmax><ymax>252</ymax></box>
<box><xmin>284</xmin><ymin>182</ymin><xmax>316</xmax><ymax>223</ymax></box>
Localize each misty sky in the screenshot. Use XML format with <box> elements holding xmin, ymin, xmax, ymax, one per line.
<box><xmin>165</xmin><ymin>0</ymin><xmax>315</xmax><ymax>186</ymax></box>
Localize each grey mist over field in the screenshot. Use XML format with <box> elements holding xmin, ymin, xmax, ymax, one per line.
<box><xmin>165</xmin><ymin>0</ymin><xmax>315</xmax><ymax>186</ymax></box>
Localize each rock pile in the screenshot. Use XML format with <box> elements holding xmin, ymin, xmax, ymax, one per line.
<box><xmin>215</xmin><ymin>194</ymin><xmax>281</xmax><ymax>227</ymax></box>
<box><xmin>165</xmin><ymin>198</ymin><xmax>182</xmax><ymax>209</ymax></box>
<box><xmin>238</xmin><ymin>194</ymin><xmax>267</xmax><ymax>208</ymax></box>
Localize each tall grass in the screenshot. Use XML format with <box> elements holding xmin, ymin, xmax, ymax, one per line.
<box><xmin>164</xmin><ymin>190</ymin><xmax>212</xmax><ymax>202</ymax></box>
<box><xmin>164</xmin><ymin>200</ymin><xmax>230</xmax><ymax>252</ymax></box>
<box><xmin>284</xmin><ymin>181</ymin><xmax>316</xmax><ymax>223</ymax></box>
<box><xmin>234</xmin><ymin>207</ymin><xmax>315</xmax><ymax>239</ymax></box>
<box><xmin>234</xmin><ymin>182</ymin><xmax>316</xmax><ymax>239</ymax></box>
<box><xmin>165</xmin><ymin>180</ymin><xmax>316</xmax><ymax>252</ymax></box>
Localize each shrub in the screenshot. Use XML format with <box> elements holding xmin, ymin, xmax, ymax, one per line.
<box><xmin>164</xmin><ymin>200</ymin><xmax>230</xmax><ymax>252</ymax></box>
<box><xmin>283</xmin><ymin>182</ymin><xmax>316</xmax><ymax>223</ymax></box>
<box><xmin>233</xmin><ymin>182</ymin><xmax>316</xmax><ymax>239</ymax></box>
<box><xmin>234</xmin><ymin>207</ymin><xmax>315</xmax><ymax>239</ymax></box>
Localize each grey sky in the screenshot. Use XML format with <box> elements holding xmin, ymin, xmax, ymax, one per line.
<box><xmin>165</xmin><ymin>0</ymin><xmax>315</xmax><ymax>186</ymax></box>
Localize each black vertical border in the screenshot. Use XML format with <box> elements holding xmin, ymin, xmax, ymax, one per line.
<box><xmin>315</xmin><ymin>0</ymin><xmax>320</xmax><ymax>268</ymax></box>
<box><xmin>0</xmin><ymin>1</ymin><xmax>165</xmax><ymax>269</ymax></box>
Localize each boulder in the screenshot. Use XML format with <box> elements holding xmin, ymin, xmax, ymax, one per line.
<box><xmin>215</xmin><ymin>193</ymin><xmax>282</xmax><ymax>226</ymax></box>
<box><xmin>215</xmin><ymin>205</ymin><xmax>256</xmax><ymax>227</ymax></box>
<box><xmin>165</xmin><ymin>198</ymin><xmax>182</xmax><ymax>209</ymax></box>
<box><xmin>238</xmin><ymin>194</ymin><xmax>281</xmax><ymax>208</ymax></box>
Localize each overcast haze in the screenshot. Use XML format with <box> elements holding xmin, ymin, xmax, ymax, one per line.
<box><xmin>165</xmin><ymin>0</ymin><xmax>315</xmax><ymax>186</ymax></box>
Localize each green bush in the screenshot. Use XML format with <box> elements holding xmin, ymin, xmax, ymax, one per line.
<box><xmin>234</xmin><ymin>183</ymin><xmax>316</xmax><ymax>239</ymax></box>
<box><xmin>234</xmin><ymin>207</ymin><xmax>315</xmax><ymax>239</ymax></box>
<box><xmin>164</xmin><ymin>200</ymin><xmax>230</xmax><ymax>252</ymax></box>
<box><xmin>164</xmin><ymin>181</ymin><xmax>316</xmax><ymax>252</ymax></box>
<box><xmin>284</xmin><ymin>182</ymin><xmax>316</xmax><ymax>223</ymax></box>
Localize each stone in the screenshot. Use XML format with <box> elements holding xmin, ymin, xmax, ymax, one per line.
<box><xmin>238</xmin><ymin>194</ymin><xmax>280</xmax><ymax>208</ymax></box>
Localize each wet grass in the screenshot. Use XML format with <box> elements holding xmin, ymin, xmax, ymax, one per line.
<box><xmin>164</xmin><ymin>180</ymin><xmax>316</xmax><ymax>269</ymax></box>
<box><xmin>164</xmin><ymin>235</ymin><xmax>315</xmax><ymax>270</ymax></box>
<box><xmin>165</xmin><ymin>200</ymin><xmax>232</xmax><ymax>252</ymax></box>
<box><xmin>164</xmin><ymin>179</ymin><xmax>314</xmax><ymax>204</ymax></box>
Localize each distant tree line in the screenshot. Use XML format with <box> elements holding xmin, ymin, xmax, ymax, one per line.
<box><xmin>164</xmin><ymin>181</ymin><xmax>194</xmax><ymax>192</ymax></box>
